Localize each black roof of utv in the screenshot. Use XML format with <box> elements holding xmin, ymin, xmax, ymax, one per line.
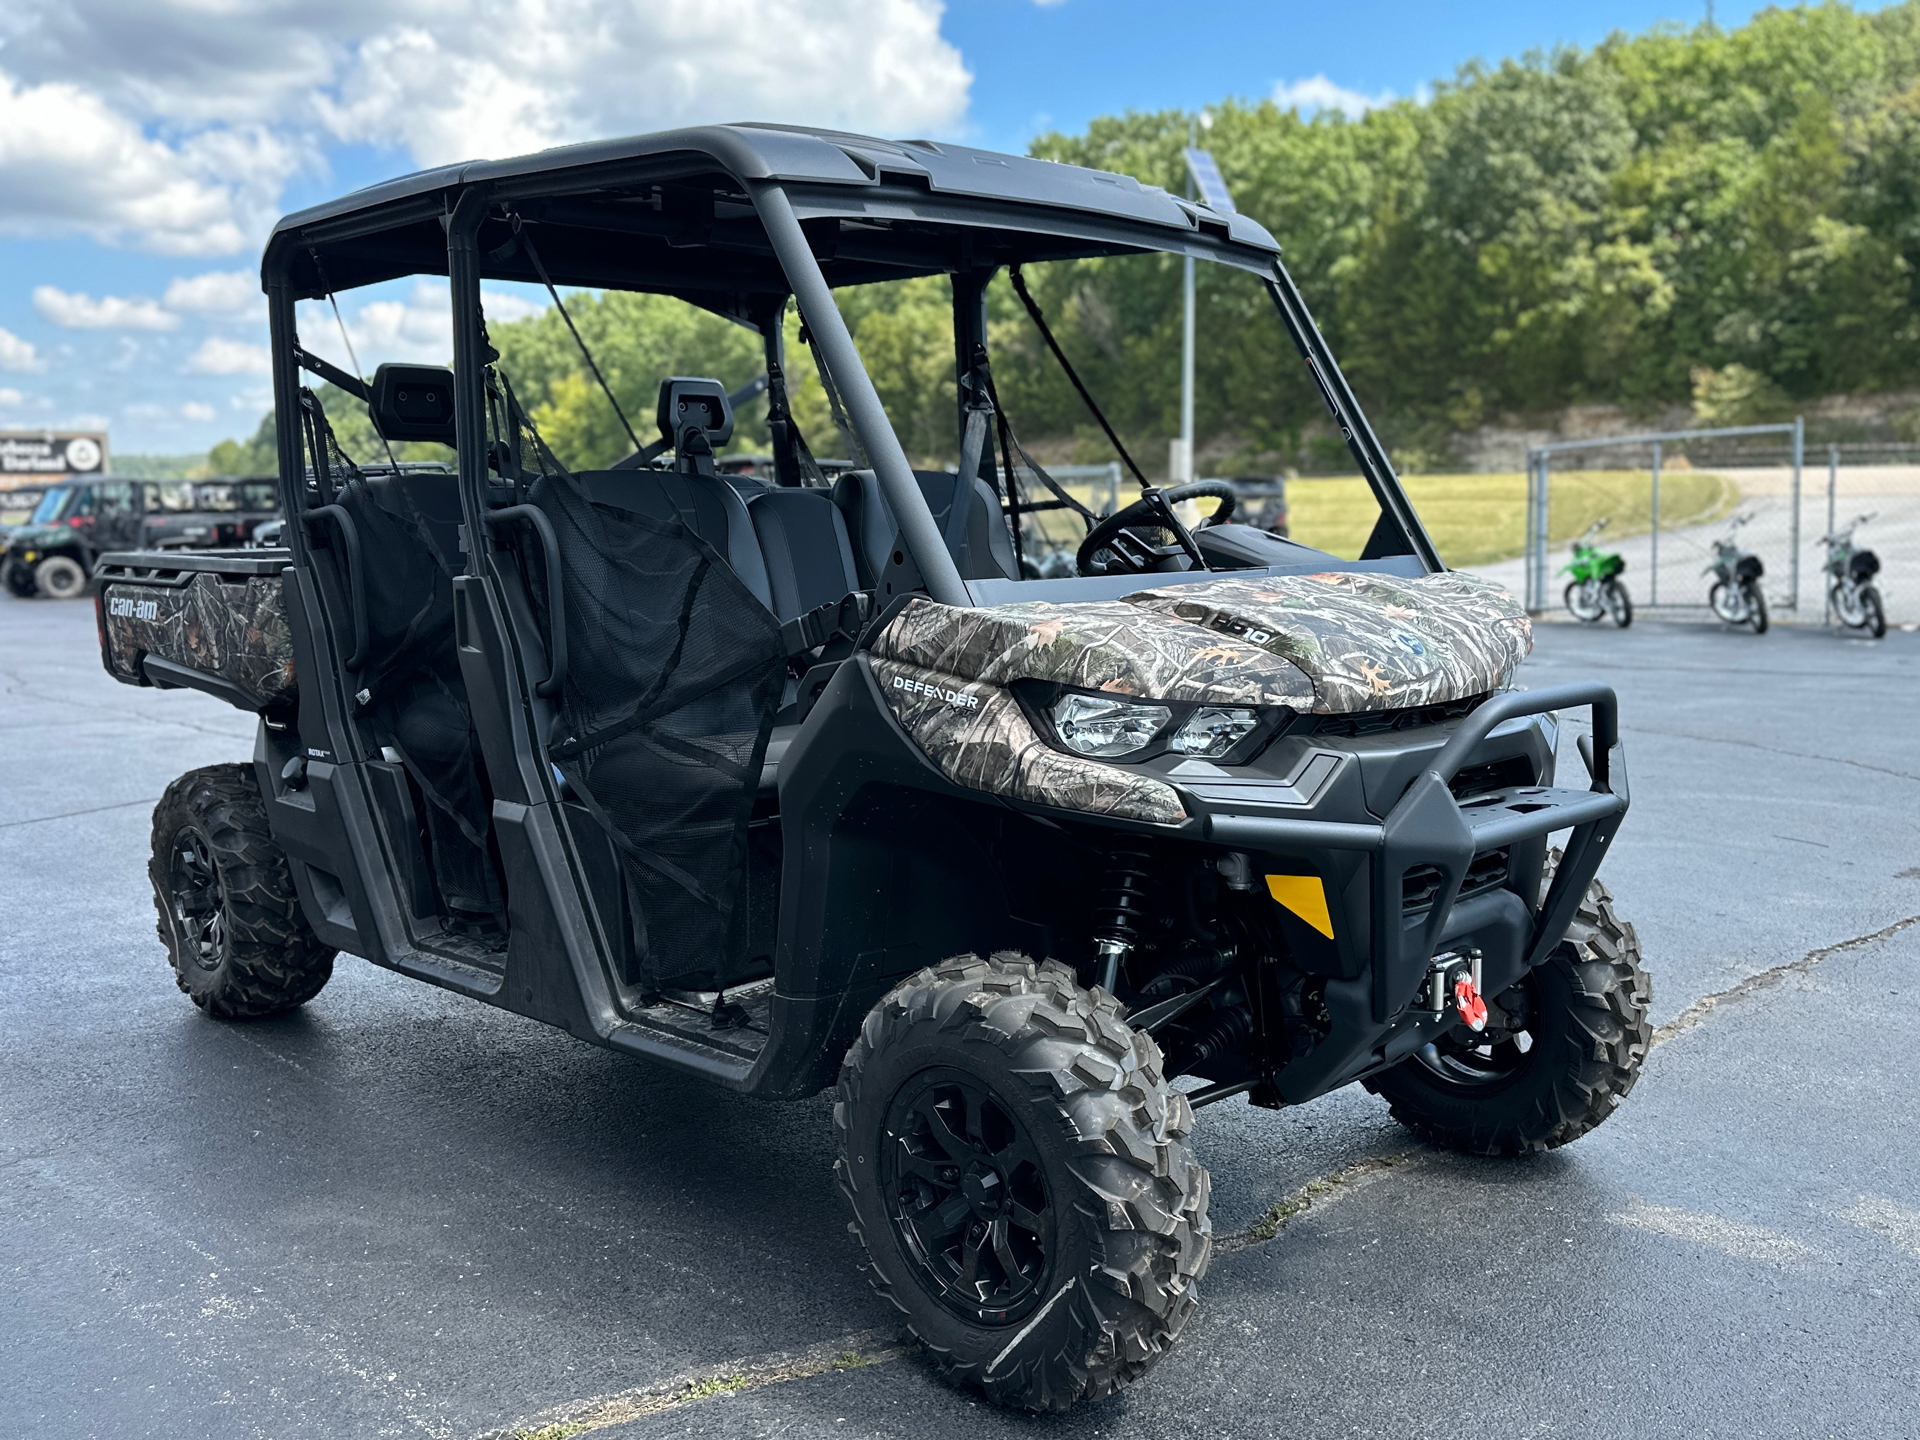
<box><xmin>264</xmin><ymin>123</ymin><xmax>1282</xmax><ymax>299</ymax></box>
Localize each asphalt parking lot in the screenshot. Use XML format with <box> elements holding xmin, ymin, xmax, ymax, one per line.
<box><xmin>3</xmin><ymin>597</ymin><xmax>1917</xmax><ymax>1440</ymax></box>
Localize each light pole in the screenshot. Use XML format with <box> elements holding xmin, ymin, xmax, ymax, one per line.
<box><xmin>1176</xmin><ymin>111</ymin><xmax>1210</xmax><ymax>484</ymax></box>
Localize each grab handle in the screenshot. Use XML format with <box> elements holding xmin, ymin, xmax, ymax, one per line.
<box><xmin>300</xmin><ymin>504</ymin><xmax>367</xmax><ymax>671</ymax></box>
<box><xmin>484</xmin><ymin>505</ymin><xmax>567</xmax><ymax>699</ymax></box>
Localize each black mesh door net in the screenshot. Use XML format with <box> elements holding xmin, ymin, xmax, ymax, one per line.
<box><xmin>511</xmin><ymin>420</ymin><xmax>784</xmax><ymax>995</ymax></box>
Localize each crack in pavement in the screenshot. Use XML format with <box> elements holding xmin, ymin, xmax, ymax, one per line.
<box><xmin>1652</xmin><ymin>911</ymin><xmax>1920</xmax><ymax>1048</ymax></box>
<box><xmin>473</xmin><ymin>910</ymin><xmax>1920</xmax><ymax>1434</ymax></box>
<box><xmin>0</xmin><ymin>795</ymin><xmax>158</xmax><ymax>830</ymax></box>
<box><xmin>1215</xmin><ymin>1151</ymin><xmax>1417</xmax><ymax>1255</ymax></box>
<box><xmin>473</xmin><ymin>1329</ymin><xmax>918</xmax><ymax>1440</ymax></box>
<box><xmin>1548</xmin><ymin>716</ymin><xmax>1920</xmax><ymax>785</ymax></box>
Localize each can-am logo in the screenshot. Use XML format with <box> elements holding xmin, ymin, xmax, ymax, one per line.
<box><xmin>892</xmin><ymin>674</ymin><xmax>980</xmax><ymax>710</ymax></box>
<box><xmin>107</xmin><ymin>595</ymin><xmax>160</xmax><ymax>622</ymax></box>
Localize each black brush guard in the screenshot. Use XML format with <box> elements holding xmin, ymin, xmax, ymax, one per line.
<box><xmin>1205</xmin><ymin>683</ymin><xmax>1626</xmax><ymax>1098</ymax></box>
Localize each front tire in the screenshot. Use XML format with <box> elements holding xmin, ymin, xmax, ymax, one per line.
<box><xmin>150</xmin><ymin>764</ymin><xmax>335</xmax><ymax>1018</ymax></box>
<box><xmin>2</xmin><ymin>558</ymin><xmax>36</xmax><ymax>597</ymax></box>
<box><xmin>1563</xmin><ymin>581</ymin><xmax>1605</xmax><ymax>623</ymax></box>
<box><xmin>1747</xmin><ymin>584</ymin><xmax>1769</xmax><ymax>634</ymax></box>
<box><xmin>836</xmin><ymin>953</ymin><xmax>1211</xmax><ymax>1411</ymax></box>
<box><xmin>34</xmin><ymin>554</ymin><xmax>87</xmax><ymax>599</ymax></box>
<box><xmin>1365</xmin><ymin>867</ymin><xmax>1650</xmax><ymax>1155</ymax></box>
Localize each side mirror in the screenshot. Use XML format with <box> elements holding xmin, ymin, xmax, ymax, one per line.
<box><xmin>370</xmin><ymin>364</ymin><xmax>457</xmax><ymax>446</ymax></box>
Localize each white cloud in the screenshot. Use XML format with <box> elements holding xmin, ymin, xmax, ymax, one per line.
<box><xmin>0</xmin><ymin>388</ymin><xmax>27</xmax><ymax>407</ymax></box>
<box><xmin>0</xmin><ymin>327</ymin><xmax>46</xmax><ymax>373</ymax></box>
<box><xmin>181</xmin><ymin>401</ymin><xmax>217</xmax><ymax>422</ymax></box>
<box><xmin>317</xmin><ymin>0</ymin><xmax>971</xmax><ymax>166</ymax></box>
<box><xmin>1271</xmin><ymin>74</ymin><xmax>1393</xmax><ymax>121</ymax></box>
<box><xmin>164</xmin><ymin>269</ymin><xmax>260</xmax><ymax>316</ymax></box>
<box><xmin>294</xmin><ymin>282</ymin><xmax>541</xmax><ymax>375</ymax></box>
<box><xmin>0</xmin><ymin>73</ymin><xmax>288</xmax><ymax>254</ymax></box>
<box><xmin>0</xmin><ymin>0</ymin><xmax>972</xmax><ymax>253</ymax></box>
<box><xmin>185</xmin><ymin>337</ymin><xmax>272</xmax><ymax>375</ymax></box>
<box><xmin>34</xmin><ymin>286</ymin><xmax>179</xmax><ymax>331</ymax></box>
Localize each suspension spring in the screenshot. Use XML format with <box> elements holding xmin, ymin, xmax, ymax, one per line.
<box><xmin>1091</xmin><ymin>845</ymin><xmax>1153</xmax><ymax>994</ymax></box>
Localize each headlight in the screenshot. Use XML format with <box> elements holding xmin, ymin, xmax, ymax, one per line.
<box><xmin>1051</xmin><ymin>693</ymin><xmax>1171</xmax><ymax>758</ymax></box>
<box><xmin>1168</xmin><ymin>707</ymin><xmax>1260</xmax><ymax>757</ymax></box>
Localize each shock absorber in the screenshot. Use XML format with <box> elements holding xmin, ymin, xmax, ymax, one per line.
<box><xmin>1091</xmin><ymin>845</ymin><xmax>1152</xmax><ymax>994</ymax></box>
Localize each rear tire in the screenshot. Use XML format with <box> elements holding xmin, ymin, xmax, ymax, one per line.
<box><xmin>34</xmin><ymin>554</ymin><xmax>87</xmax><ymax>599</ymax></box>
<box><xmin>1862</xmin><ymin>587</ymin><xmax>1886</xmax><ymax>639</ymax></box>
<box><xmin>150</xmin><ymin>764</ymin><xmax>335</xmax><ymax>1019</ymax></box>
<box><xmin>1365</xmin><ymin>865</ymin><xmax>1650</xmax><ymax>1155</ymax></box>
<box><xmin>1604</xmin><ymin>579</ymin><xmax>1633</xmax><ymax>628</ymax></box>
<box><xmin>836</xmin><ymin>953</ymin><xmax>1211</xmax><ymax>1411</ymax></box>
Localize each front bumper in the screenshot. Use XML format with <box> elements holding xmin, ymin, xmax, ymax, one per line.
<box><xmin>1201</xmin><ymin>682</ymin><xmax>1628</xmax><ymax>1101</ymax></box>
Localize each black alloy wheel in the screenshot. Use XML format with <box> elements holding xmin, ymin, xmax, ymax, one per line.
<box><xmin>167</xmin><ymin>827</ymin><xmax>228</xmax><ymax>972</ymax></box>
<box><xmin>1410</xmin><ymin>976</ymin><xmax>1538</xmax><ymax>1089</ymax></box>
<box><xmin>883</xmin><ymin>1068</ymin><xmax>1053</xmax><ymax>1324</ymax></box>
<box><xmin>837</xmin><ymin>953</ymin><xmax>1210</xmax><ymax>1411</ymax></box>
<box><xmin>149</xmin><ymin>764</ymin><xmax>336</xmax><ymax>1018</ymax></box>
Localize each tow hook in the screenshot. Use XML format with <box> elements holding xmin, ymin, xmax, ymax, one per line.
<box><xmin>1425</xmin><ymin>948</ymin><xmax>1487</xmax><ymax>1032</ymax></box>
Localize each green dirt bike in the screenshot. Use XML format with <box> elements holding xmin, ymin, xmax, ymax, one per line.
<box><xmin>1560</xmin><ymin>520</ymin><xmax>1633</xmax><ymax>627</ymax></box>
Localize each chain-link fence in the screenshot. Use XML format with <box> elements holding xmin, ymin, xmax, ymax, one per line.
<box><xmin>1522</xmin><ymin>421</ymin><xmax>1807</xmax><ymax>618</ymax></box>
<box><xmin>1499</xmin><ymin>421</ymin><xmax>1919</xmax><ymax>627</ymax></box>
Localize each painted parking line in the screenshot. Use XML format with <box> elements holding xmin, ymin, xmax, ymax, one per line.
<box><xmin>1837</xmin><ymin>1195</ymin><xmax>1920</xmax><ymax>1261</ymax></box>
<box><xmin>1609</xmin><ymin>1198</ymin><xmax>1825</xmax><ymax>1269</ymax></box>
<box><xmin>478</xmin><ymin>913</ymin><xmax>1920</xmax><ymax>1435</ymax></box>
<box><xmin>473</xmin><ymin>1328</ymin><xmax>918</xmax><ymax>1440</ymax></box>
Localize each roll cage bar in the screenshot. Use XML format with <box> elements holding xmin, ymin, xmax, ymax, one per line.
<box><xmin>261</xmin><ymin>126</ymin><xmax>1441</xmax><ymax>610</ymax></box>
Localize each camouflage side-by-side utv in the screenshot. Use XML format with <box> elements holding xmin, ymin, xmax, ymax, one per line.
<box><xmin>94</xmin><ymin>125</ymin><xmax>1648</xmax><ymax>1412</ymax></box>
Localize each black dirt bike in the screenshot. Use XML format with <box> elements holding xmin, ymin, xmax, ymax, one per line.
<box><xmin>1821</xmin><ymin>513</ymin><xmax>1885</xmax><ymax>639</ymax></box>
<box><xmin>1706</xmin><ymin>513</ymin><xmax>1768</xmax><ymax>633</ymax></box>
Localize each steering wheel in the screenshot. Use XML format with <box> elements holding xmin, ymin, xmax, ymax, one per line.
<box><xmin>1076</xmin><ymin>480</ymin><xmax>1236</xmax><ymax>576</ymax></box>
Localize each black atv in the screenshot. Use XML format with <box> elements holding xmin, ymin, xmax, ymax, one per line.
<box><xmin>94</xmin><ymin>125</ymin><xmax>1647</xmax><ymax>1413</ymax></box>
<box><xmin>5</xmin><ymin>476</ymin><xmax>279</xmax><ymax>598</ymax></box>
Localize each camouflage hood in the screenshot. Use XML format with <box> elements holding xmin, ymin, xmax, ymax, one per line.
<box><xmin>873</xmin><ymin>570</ymin><xmax>1530</xmax><ymax>716</ymax></box>
<box><xmin>1120</xmin><ymin>570</ymin><xmax>1532</xmax><ymax>712</ymax></box>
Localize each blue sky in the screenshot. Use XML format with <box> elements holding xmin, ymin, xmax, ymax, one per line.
<box><xmin>0</xmin><ymin>0</ymin><xmax>1857</xmax><ymax>457</ymax></box>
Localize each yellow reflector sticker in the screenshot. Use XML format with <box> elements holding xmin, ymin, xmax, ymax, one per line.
<box><xmin>1265</xmin><ymin>874</ymin><xmax>1335</xmax><ymax>939</ymax></box>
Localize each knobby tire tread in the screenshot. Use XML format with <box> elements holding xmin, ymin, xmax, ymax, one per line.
<box><xmin>1366</xmin><ymin>865</ymin><xmax>1650</xmax><ymax>1156</ymax></box>
<box><xmin>150</xmin><ymin>763</ymin><xmax>335</xmax><ymax>1019</ymax></box>
<box><xmin>835</xmin><ymin>952</ymin><xmax>1212</xmax><ymax>1412</ymax></box>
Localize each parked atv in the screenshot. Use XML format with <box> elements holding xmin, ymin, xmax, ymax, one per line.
<box><xmin>4</xmin><ymin>477</ymin><xmax>279</xmax><ymax>598</ymax></box>
<box><xmin>94</xmin><ymin>126</ymin><xmax>1646</xmax><ymax>1413</ymax></box>
<box><xmin>1706</xmin><ymin>513</ymin><xmax>1768</xmax><ymax>633</ymax></box>
<box><xmin>1560</xmin><ymin>519</ymin><xmax>1632</xmax><ymax>627</ymax></box>
<box><xmin>1821</xmin><ymin>513</ymin><xmax>1885</xmax><ymax>639</ymax></box>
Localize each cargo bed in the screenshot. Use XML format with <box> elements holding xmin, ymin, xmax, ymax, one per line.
<box><xmin>95</xmin><ymin>549</ymin><xmax>295</xmax><ymax>712</ymax></box>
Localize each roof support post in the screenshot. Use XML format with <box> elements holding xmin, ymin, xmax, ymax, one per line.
<box><xmin>446</xmin><ymin>187</ymin><xmax>492</xmax><ymax>568</ymax></box>
<box><xmin>752</xmin><ymin>182</ymin><xmax>970</xmax><ymax>607</ymax></box>
<box><xmin>952</xmin><ymin>268</ymin><xmax>992</xmax><ymax>480</ymax></box>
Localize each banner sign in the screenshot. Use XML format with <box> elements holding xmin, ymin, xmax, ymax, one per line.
<box><xmin>0</xmin><ymin>432</ymin><xmax>109</xmax><ymax>480</ymax></box>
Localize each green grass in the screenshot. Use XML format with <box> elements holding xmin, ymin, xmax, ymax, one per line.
<box><xmin>1287</xmin><ymin>469</ymin><xmax>1739</xmax><ymax>568</ymax></box>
